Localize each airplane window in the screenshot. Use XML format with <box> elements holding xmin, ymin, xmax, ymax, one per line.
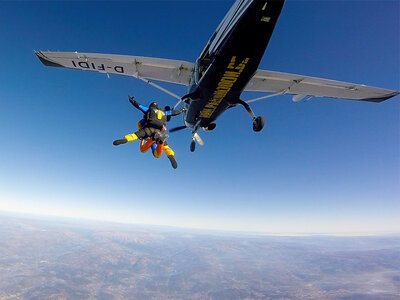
<box><xmin>198</xmin><ymin>58</ymin><xmax>211</xmax><ymax>81</ymax></box>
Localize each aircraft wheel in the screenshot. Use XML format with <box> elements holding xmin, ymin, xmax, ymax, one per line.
<box><xmin>190</xmin><ymin>140</ymin><xmax>196</xmax><ymax>152</ymax></box>
<box><xmin>252</xmin><ymin>116</ymin><xmax>265</xmax><ymax>132</ymax></box>
<box><xmin>207</xmin><ymin>123</ymin><xmax>216</xmax><ymax>131</ymax></box>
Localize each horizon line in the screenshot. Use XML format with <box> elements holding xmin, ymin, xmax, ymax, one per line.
<box><xmin>1</xmin><ymin>209</ymin><xmax>399</xmax><ymax>237</ymax></box>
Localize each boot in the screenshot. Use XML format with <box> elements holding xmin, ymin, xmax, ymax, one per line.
<box><xmin>113</xmin><ymin>138</ymin><xmax>128</xmax><ymax>146</ymax></box>
<box><xmin>168</xmin><ymin>155</ymin><xmax>178</xmax><ymax>169</ymax></box>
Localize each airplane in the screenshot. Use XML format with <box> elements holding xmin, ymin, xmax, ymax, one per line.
<box><xmin>36</xmin><ymin>0</ymin><xmax>399</xmax><ymax>152</ymax></box>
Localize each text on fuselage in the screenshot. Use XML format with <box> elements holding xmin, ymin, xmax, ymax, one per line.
<box><xmin>199</xmin><ymin>56</ymin><xmax>249</xmax><ymax>118</ymax></box>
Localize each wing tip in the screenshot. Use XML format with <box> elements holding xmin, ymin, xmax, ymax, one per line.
<box><xmin>35</xmin><ymin>51</ymin><xmax>63</xmax><ymax>68</ymax></box>
<box><xmin>362</xmin><ymin>91</ymin><xmax>400</xmax><ymax>103</ymax></box>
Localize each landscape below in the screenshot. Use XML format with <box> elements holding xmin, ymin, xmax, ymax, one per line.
<box><xmin>0</xmin><ymin>212</ymin><xmax>399</xmax><ymax>299</ymax></box>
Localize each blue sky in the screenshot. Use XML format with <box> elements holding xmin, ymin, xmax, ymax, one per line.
<box><xmin>0</xmin><ymin>1</ymin><xmax>399</xmax><ymax>234</ymax></box>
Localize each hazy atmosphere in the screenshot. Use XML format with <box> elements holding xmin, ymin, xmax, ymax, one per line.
<box><xmin>0</xmin><ymin>1</ymin><xmax>399</xmax><ymax>234</ymax></box>
<box><xmin>1</xmin><ymin>213</ymin><xmax>400</xmax><ymax>299</ymax></box>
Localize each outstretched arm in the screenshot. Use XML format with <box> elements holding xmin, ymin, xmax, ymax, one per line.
<box><xmin>165</xmin><ymin>107</ymin><xmax>186</xmax><ymax>117</ymax></box>
<box><xmin>129</xmin><ymin>96</ymin><xmax>148</xmax><ymax>113</ymax></box>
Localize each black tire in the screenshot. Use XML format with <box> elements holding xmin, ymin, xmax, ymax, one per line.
<box><xmin>190</xmin><ymin>140</ymin><xmax>196</xmax><ymax>152</ymax></box>
<box><xmin>207</xmin><ymin>123</ymin><xmax>217</xmax><ymax>131</ymax></box>
<box><xmin>252</xmin><ymin>116</ymin><xmax>265</xmax><ymax>132</ymax></box>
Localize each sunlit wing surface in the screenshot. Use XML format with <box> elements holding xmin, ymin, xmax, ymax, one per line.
<box><xmin>244</xmin><ymin>69</ymin><xmax>399</xmax><ymax>102</ymax></box>
<box><xmin>35</xmin><ymin>51</ymin><xmax>195</xmax><ymax>85</ymax></box>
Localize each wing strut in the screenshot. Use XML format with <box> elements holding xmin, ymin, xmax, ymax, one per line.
<box><xmin>245</xmin><ymin>90</ymin><xmax>287</xmax><ymax>103</ymax></box>
<box><xmin>245</xmin><ymin>80</ymin><xmax>304</xmax><ymax>103</ymax></box>
<box><xmin>133</xmin><ymin>73</ymin><xmax>182</xmax><ymax>101</ymax></box>
<box><xmin>173</xmin><ymin>99</ymin><xmax>183</xmax><ymax>110</ymax></box>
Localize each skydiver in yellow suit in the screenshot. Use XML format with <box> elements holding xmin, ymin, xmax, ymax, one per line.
<box><xmin>113</xmin><ymin>97</ymin><xmax>185</xmax><ymax>169</ymax></box>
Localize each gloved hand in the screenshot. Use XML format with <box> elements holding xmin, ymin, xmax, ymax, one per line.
<box><xmin>129</xmin><ymin>96</ymin><xmax>139</xmax><ymax>108</ymax></box>
<box><xmin>179</xmin><ymin>107</ymin><xmax>187</xmax><ymax>113</ymax></box>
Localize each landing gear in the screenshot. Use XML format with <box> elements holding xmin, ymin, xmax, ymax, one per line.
<box><xmin>189</xmin><ymin>124</ymin><xmax>204</xmax><ymax>152</ymax></box>
<box><xmin>237</xmin><ymin>99</ymin><xmax>265</xmax><ymax>132</ymax></box>
<box><xmin>252</xmin><ymin>116</ymin><xmax>265</xmax><ymax>132</ymax></box>
<box><xmin>190</xmin><ymin>131</ymin><xmax>204</xmax><ymax>152</ymax></box>
<box><xmin>205</xmin><ymin>123</ymin><xmax>216</xmax><ymax>131</ymax></box>
<box><xmin>190</xmin><ymin>140</ymin><xmax>196</xmax><ymax>152</ymax></box>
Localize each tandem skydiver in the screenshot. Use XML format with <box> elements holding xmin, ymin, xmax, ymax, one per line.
<box><xmin>113</xmin><ymin>96</ymin><xmax>186</xmax><ymax>169</ymax></box>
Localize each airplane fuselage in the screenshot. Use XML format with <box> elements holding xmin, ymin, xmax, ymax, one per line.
<box><xmin>184</xmin><ymin>0</ymin><xmax>285</xmax><ymax>130</ymax></box>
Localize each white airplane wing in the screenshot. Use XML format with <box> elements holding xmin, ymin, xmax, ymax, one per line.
<box><xmin>244</xmin><ymin>69</ymin><xmax>399</xmax><ymax>102</ymax></box>
<box><xmin>36</xmin><ymin>51</ymin><xmax>195</xmax><ymax>85</ymax></box>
